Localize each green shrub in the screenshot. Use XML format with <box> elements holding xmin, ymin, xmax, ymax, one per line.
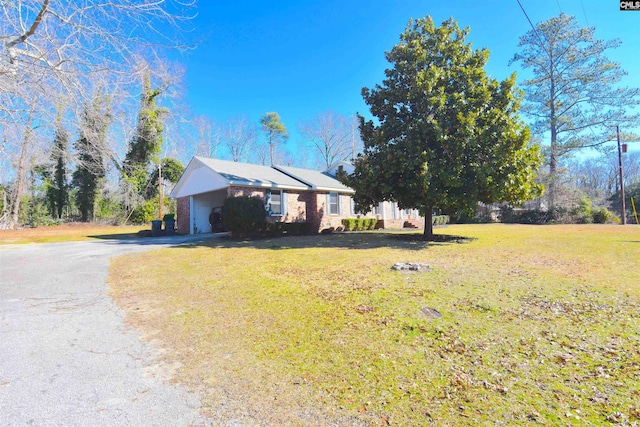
<box><xmin>366</xmin><ymin>218</ymin><xmax>378</xmax><ymax>229</ymax></box>
<box><xmin>592</xmin><ymin>207</ymin><xmax>617</xmax><ymax>224</ymax></box>
<box><xmin>129</xmin><ymin>199</ymin><xmax>156</xmax><ymax>224</ymax></box>
<box><xmin>223</xmin><ymin>196</ymin><xmax>267</xmax><ymax>237</ymax></box>
<box><xmin>342</xmin><ymin>218</ymin><xmax>356</xmax><ymax>231</ymax></box>
<box><xmin>341</xmin><ymin>217</ymin><xmax>378</xmax><ymax>231</ymax></box>
<box><xmin>548</xmin><ymin>206</ymin><xmax>571</xmax><ymax>224</ymax></box>
<box><xmin>571</xmin><ymin>197</ymin><xmax>593</xmax><ymax>224</ymax></box>
<box><xmin>518</xmin><ymin>210</ymin><xmax>549</xmax><ymax>225</ymax></box>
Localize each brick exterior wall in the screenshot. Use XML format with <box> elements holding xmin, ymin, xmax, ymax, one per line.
<box><xmin>175</xmin><ymin>186</ymin><xmax>423</xmax><ymax>235</ymax></box>
<box><xmin>226</xmin><ymin>186</ymin><xmax>311</xmax><ymax>224</ymax></box>
<box><xmin>309</xmin><ymin>193</ymin><xmax>356</xmax><ymax>233</ymax></box>
<box><xmin>176</xmin><ymin>196</ymin><xmax>190</xmax><ymax>235</ymax></box>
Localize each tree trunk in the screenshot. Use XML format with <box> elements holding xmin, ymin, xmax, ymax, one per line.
<box><xmin>423</xmin><ymin>207</ymin><xmax>433</xmax><ymax>239</ymax></box>
<box><xmin>548</xmin><ymin>61</ymin><xmax>557</xmax><ymax>209</ymax></box>
<box><xmin>9</xmin><ymin>108</ymin><xmax>34</xmax><ymax>229</ymax></box>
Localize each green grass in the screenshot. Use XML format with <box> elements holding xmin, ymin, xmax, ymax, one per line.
<box><xmin>108</xmin><ymin>224</ymin><xmax>640</xmax><ymax>426</ymax></box>
<box><xmin>0</xmin><ymin>224</ymin><xmax>142</xmax><ymax>244</ymax></box>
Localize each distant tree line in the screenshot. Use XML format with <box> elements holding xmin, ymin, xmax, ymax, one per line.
<box><xmin>1</xmin><ymin>5</ymin><xmax>638</xmax><ymax>229</ymax></box>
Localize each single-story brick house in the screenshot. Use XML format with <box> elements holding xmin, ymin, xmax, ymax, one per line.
<box><xmin>169</xmin><ymin>156</ymin><xmax>424</xmax><ymax>234</ymax></box>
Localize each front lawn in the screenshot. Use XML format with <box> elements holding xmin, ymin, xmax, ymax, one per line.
<box><xmin>108</xmin><ymin>224</ymin><xmax>640</xmax><ymax>426</ymax></box>
<box><xmin>0</xmin><ymin>223</ymin><xmax>142</xmax><ymax>244</ymax></box>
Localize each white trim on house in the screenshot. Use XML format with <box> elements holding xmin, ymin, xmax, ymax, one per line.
<box><xmin>170</xmin><ymin>157</ymin><xmax>308</xmax><ymax>199</ymax></box>
<box><xmin>189</xmin><ymin>196</ymin><xmax>194</xmax><ymax>235</ymax></box>
<box><xmin>273</xmin><ymin>165</ymin><xmax>354</xmax><ymax>194</ymax></box>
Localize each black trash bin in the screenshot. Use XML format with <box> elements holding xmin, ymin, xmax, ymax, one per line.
<box><xmin>164</xmin><ymin>218</ymin><xmax>176</xmax><ymax>236</ymax></box>
<box><xmin>151</xmin><ymin>220</ymin><xmax>163</xmax><ymax>237</ymax></box>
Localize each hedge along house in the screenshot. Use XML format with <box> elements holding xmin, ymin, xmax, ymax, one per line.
<box><xmin>324</xmin><ymin>161</ymin><xmax>425</xmax><ymax>230</ymax></box>
<box><xmin>169</xmin><ymin>156</ymin><xmax>358</xmax><ymax>234</ymax></box>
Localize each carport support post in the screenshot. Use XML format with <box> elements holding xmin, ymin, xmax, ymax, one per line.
<box><xmin>189</xmin><ymin>196</ymin><xmax>195</xmax><ymax>234</ymax></box>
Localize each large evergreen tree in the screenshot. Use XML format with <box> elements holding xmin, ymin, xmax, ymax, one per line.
<box><xmin>49</xmin><ymin>110</ymin><xmax>69</xmax><ymax>219</ymax></box>
<box><xmin>342</xmin><ymin>17</ymin><xmax>543</xmax><ymax>238</ymax></box>
<box><xmin>511</xmin><ymin>13</ymin><xmax>640</xmax><ymax>207</ymax></box>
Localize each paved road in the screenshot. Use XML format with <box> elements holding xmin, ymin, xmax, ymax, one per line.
<box><xmin>0</xmin><ymin>234</ymin><xmax>220</xmax><ymax>427</ymax></box>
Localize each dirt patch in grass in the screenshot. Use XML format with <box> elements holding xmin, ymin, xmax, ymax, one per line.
<box><xmin>108</xmin><ymin>225</ymin><xmax>640</xmax><ymax>426</ymax></box>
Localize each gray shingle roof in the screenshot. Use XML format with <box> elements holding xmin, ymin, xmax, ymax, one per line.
<box><xmin>273</xmin><ymin>165</ymin><xmax>354</xmax><ymax>193</ymax></box>
<box><xmin>195</xmin><ymin>157</ymin><xmax>309</xmax><ymax>190</ymax></box>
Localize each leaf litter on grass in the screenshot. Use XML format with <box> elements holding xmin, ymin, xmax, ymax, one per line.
<box><xmin>108</xmin><ymin>225</ymin><xmax>640</xmax><ymax>426</ymax></box>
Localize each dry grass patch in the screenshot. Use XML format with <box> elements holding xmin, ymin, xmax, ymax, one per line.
<box><xmin>108</xmin><ymin>224</ymin><xmax>640</xmax><ymax>426</ymax></box>
<box><xmin>0</xmin><ymin>223</ymin><xmax>142</xmax><ymax>244</ymax></box>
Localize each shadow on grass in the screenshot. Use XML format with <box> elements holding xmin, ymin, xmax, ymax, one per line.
<box><xmin>181</xmin><ymin>231</ymin><xmax>478</xmax><ymax>252</ymax></box>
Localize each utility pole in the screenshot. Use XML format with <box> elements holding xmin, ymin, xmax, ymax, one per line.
<box><xmin>158</xmin><ymin>159</ymin><xmax>164</xmax><ymax>220</ymax></box>
<box><xmin>617</xmin><ymin>126</ymin><xmax>626</xmax><ymax>225</ymax></box>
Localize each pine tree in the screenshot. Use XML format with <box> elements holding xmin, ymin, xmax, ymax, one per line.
<box><xmin>511</xmin><ymin>14</ymin><xmax>640</xmax><ymax>207</ymax></box>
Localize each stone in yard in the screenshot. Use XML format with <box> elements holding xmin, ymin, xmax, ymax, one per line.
<box><xmin>391</xmin><ymin>262</ymin><xmax>431</xmax><ymax>271</ymax></box>
<box><xmin>420</xmin><ymin>307</ymin><xmax>442</xmax><ymax>319</ymax></box>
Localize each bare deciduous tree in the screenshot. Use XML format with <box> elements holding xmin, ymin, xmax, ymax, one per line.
<box><xmin>298</xmin><ymin>111</ymin><xmax>362</xmax><ymax>169</ymax></box>
<box><xmin>224</xmin><ymin>116</ymin><xmax>256</xmax><ymax>163</ymax></box>
<box><xmin>192</xmin><ymin>115</ymin><xmax>222</xmax><ymax>159</ymax></box>
<box><xmin>0</xmin><ymin>0</ymin><xmax>196</xmax><ymax>228</ymax></box>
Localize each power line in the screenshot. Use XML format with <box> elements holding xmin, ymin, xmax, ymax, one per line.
<box><xmin>515</xmin><ymin>0</ymin><xmax>548</xmax><ymax>52</ymax></box>
<box><xmin>579</xmin><ymin>0</ymin><xmax>589</xmax><ymax>25</ymax></box>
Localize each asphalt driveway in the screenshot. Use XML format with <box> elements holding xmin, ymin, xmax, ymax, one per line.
<box><xmin>0</xmin><ymin>234</ymin><xmax>221</xmax><ymax>426</ymax></box>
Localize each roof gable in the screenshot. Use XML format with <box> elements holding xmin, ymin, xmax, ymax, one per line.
<box><xmin>170</xmin><ymin>157</ymin><xmax>229</xmax><ymax>198</ymax></box>
<box><xmin>273</xmin><ymin>165</ymin><xmax>354</xmax><ymax>193</ymax></box>
<box><xmin>171</xmin><ymin>157</ymin><xmax>356</xmax><ymax>199</ymax></box>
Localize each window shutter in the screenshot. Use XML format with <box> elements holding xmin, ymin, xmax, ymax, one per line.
<box><xmin>266</xmin><ymin>189</ymin><xmax>272</xmax><ymax>214</ymax></box>
<box><xmin>326</xmin><ymin>193</ymin><xmax>330</xmax><ymax>215</ymax></box>
<box><xmin>282</xmin><ymin>191</ymin><xmax>288</xmax><ymax>216</ymax></box>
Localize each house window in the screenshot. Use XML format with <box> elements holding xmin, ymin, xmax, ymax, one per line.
<box><xmin>267</xmin><ymin>189</ymin><xmax>282</xmax><ymax>215</ymax></box>
<box><xmin>328</xmin><ymin>192</ymin><xmax>340</xmax><ymax>215</ymax></box>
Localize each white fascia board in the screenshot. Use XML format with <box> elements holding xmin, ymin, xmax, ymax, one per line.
<box><xmin>315</xmin><ymin>186</ymin><xmax>355</xmax><ymax>194</ymax></box>
<box><xmin>228</xmin><ymin>181</ymin><xmax>308</xmax><ymax>191</ymax></box>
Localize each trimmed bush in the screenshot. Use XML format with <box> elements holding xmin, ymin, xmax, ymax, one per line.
<box><xmin>342</xmin><ymin>218</ymin><xmax>356</xmax><ymax>231</ymax></box>
<box><xmin>223</xmin><ymin>196</ymin><xmax>267</xmax><ymax>237</ymax></box>
<box><xmin>342</xmin><ymin>217</ymin><xmax>378</xmax><ymax>231</ymax></box>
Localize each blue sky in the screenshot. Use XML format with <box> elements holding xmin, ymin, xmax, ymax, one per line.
<box><xmin>178</xmin><ymin>0</ymin><xmax>640</xmax><ymax>156</ymax></box>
